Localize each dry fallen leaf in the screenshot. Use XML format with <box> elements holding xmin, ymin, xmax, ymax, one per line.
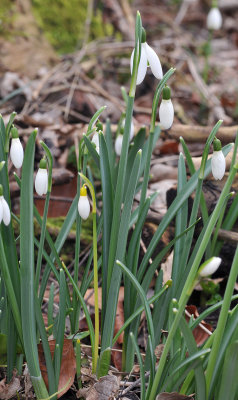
<box><xmin>38</xmin><ymin>338</ymin><xmax>76</xmax><ymax>399</ymax></box>
<box><xmin>77</xmin><ymin>374</ymin><xmax>119</xmax><ymax>399</ymax></box>
<box><xmin>0</xmin><ymin>370</ymin><xmax>21</xmax><ymax>400</ymax></box>
<box><xmin>185</xmin><ymin>305</ymin><xmax>212</xmax><ymax>346</ymax></box>
<box><xmin>160</xmin><ymin>251</ymin><xmax>174</xmax><ymax>283</ymax></box>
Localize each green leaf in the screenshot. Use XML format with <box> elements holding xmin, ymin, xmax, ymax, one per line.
<box><xmin>96</xmin><ymin>347</ymin><xmax>111</xmax><ymax>378</ymax></box>
<box><xmin>217</xmin><ymin>341</ymin><xmax>238</xmax><ymax>400</ymax></box>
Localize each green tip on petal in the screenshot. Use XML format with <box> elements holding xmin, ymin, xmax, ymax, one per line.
<box><xmin>162</xmin><ymin>86</ymin><xmax>171</xmax><ymax>100</ymax></box>
<box><xmin>39</xmin><ymin>158</ymin><xmax>47</xmax><ymax>169</ymax></box>
<box><xmin>0</xmin><ymin>185</ymin><xmax>3</xmax><ymax>196</ymax></box>
<box><xmin>141</xmin><ymin>27</ymin><xmax>146</xmax><ymax>43</ymax></box>
<box><xmin>11</xmin><ymin>127</ymin><xmax>19</xmax><ymax>139</ymax></box>
<box><xmin>213</xmin><ymin>137</ymin><xmax>222</xmax><ymax>151</ymax></box>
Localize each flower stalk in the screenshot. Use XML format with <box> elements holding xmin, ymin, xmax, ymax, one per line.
<box><xmin>78</xmin><ymin>172</ymin><xmax>99</xmax><ymax>374</ymax></box>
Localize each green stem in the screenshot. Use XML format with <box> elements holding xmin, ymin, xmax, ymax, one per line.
<box><xmin>78</xmin><ymin>173</ymin><xmax>99</xmax><ymax>373</ymax></box>
<box><xmin>35</xmin><ymin>191</ymin><xmax>50</xmax><ymax>290</ymax></box>
<box><xmin>148</xmin><ymin>164</ymin><xmax>238</xmax><ymax>400</ymax></box>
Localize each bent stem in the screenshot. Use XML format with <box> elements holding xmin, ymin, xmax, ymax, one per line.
<box><xmin>78</xmin><ymin>172</ymin><xmax>99</xmax><ymax>374</ymax></box>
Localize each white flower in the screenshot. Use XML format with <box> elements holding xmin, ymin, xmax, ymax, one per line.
<box><xmin>35</xmin><ymin>168</ymin><xmax>48</xmax><ymax>196</ymax></box>
<box><xmin>10</xmin><ymin>138</ymin><xmax>24</xmax><ymax>169</ymax></box>
<box><xmin>211</xmin><ymin>150</ymin><xmax>226</xmax><ymax>180</ymax></box>
<box><xmin>78</xmin><ymin>186</ymin><xmax>90</xmax><ymax>220</ymax></box>
<box><xmin>207</xmin><ymin>7</ymin><xmax>222</xmax><ymax>30</ymax></box>
<box><xmin>199</xmin><ymin>257</ymin><xmax>222</xmax><ymax>277</ymax></box>
<box><xmin>115</xmin><ymin>135</ymin><xmax>123</xmax><ymax>156</ymax></box>
<box><xmin>159</xmin><ymin>99</ymin><xmax>174</xmax><ymax>130</ymax></box>
<box><xmin>130</xmin><ymin>42</ymin><xmax>163</xmax><ymax>85</ymax></box>
<box><xmin>92</xmin><ymin>132</ymin><xmax>100</xmax><ymax>154</ymax></box>
<box><xmin>122</xmin><ymin>119</ymin><xmax>134</xmax><ymax>141</ymax></box>
<box><xmin>0</xmin><ymin>196</ymin><xmax>11</xmax><ymax>226</ymax></box>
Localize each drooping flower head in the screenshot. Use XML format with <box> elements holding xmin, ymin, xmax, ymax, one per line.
<box><xmin>10</xmin><ymin>127</ymin><xmax>24</xmax><ymax>169</ymax></box>
<box><xmin>35</xmin><ymin>158</ymin><xmax>48</xmax><ymax>196</ymax></box>
<box><xmin>0</xmin><ymin>184</ymin><xmax>11</xmax><ymax>226</ymax></box>
<box><xmin>115</xmin><ymin>134</ymin><xmax>123</xmax><ymax>156</ymax></box>
<box><xmin>92</xmin><ymin>132</ymin><xmax>100</xmax><ymax>154</ymax></box>
<box><xmin>211</xmin><ymin>137</ymin><xmax>226</xmax><ymax>180</ymax></box>
<box><xmin>199</xmin><ymin>257</ymin><xmax>222</xmax><ymax>277</ymax></box>
<box><xmin>207</xmin><ymin>7</ymin><xmax>222</xmax><ymax>30</ymax></box>
<box><xmin>159</xmin><ymin>86</ymin><xmax>174</xmax><ymax>130</ymax></box>
<box><xmin>130</xmin><ymin>27</ymin><xmax>163</xmax><ymax>85</ymax></box>
<box><xmin>78</xmin><ymin>185</ymin><xmax>90</xmax><ymax>220</ymax></box>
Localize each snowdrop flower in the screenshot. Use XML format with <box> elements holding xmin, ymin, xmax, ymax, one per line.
<box><xmin>10</xmin><ymin>127</ymin><xmax>24</xmax><ymax>169</ymax></box>
<box><xmin>207</xmin><ymin>7</ymin><xmax>222</xmax><ymax>30</ymax></box>
<box><xmin>115</xmin><ymin>134</ymin><xmax>123</xmax><ymax>156</ymax></box>
<box><xmin>211</xmin><ymin>137</ymin><xmax>226</xmax><ymax>180</ymax></box>
<box><xmin>92</xmin><ymin>132</ymin><xmax>100</xmax><ymax>154</ymax></box>
<box><xmin>0</xmin><ymin>185</ymin><xmax>11</xmax><ymax>226</ymax></box>
<box><xmin>130</xmin><ymin>28</ymin><xmax>163</xmax><ymax>85</ymax></box>
<box><xmin>78</xmin><ymin>185</ymin><xmax>90</xmax><ymax>220</ymax></box>
<box><xmin>35</xmin><ymin>159</ymin><xmax>48</xmax><ymax>196</ymax></box>
<box><xmin>159</xmin><ymin>86</ymin><xmax>174</xmax><ymax>130</ymax></box>
<box><xmin>122</xmin><ymin>119</ymin><xmax>134</xmax><ymax>141</ymax></box>
<box><xmin>199</xmin><ymin>257</ymin><xmax>222</xmax><ymax>277</ymax></box>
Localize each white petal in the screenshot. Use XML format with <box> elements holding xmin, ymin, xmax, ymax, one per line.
<box><xmin>10</xmin><ymin>138</ymin><xmax>24</xmax><ymax>169</ymax></box>
<box><xmin>35</xmin><ymin>168</ymin><xmax>48</xmax><ymax>196</ymax></box>
<box><xmin>199</xmin><ymin>257</ymin><xmax>222</xmax><ymax>277</ymax></box>
<box><xmin>130</xmin><ymin>44</ymin><xmax>147</xmax><ymax>85</ymax></box>
<box><xmin>159</xmin><ymin>99</ymin><xmax>174</xmax><ymax>130</ymax></box>
<box><xmin>122</xmin><ymin>119</ymin><xmax>134</xmax><ymax>141</ymax></box>
<box><xmin>1</xmin><ymin>197</ymin><xmax>11</xmax><ymax>225</ymax></box>
<box><xmin>145</xmin><ymin>43</ymin><xmax>163</xmax><ymax>80</ymax></box>
<box><xmin>92</xmin><ymin>132</ymin><xmax>99</xmax><ymax>148</ymax></box>
<box><xmin>115</xmin><ymin>135</ymin><xmax>123</xmax><ymax>156</ymax></box>
<box><xmin>207</xmin><ymin>8</ymin><xmax>222</xmax><ymax>30</ymax></box>
<box><xmin>0</xmin><ymin>199</ymin><xmax>3</xmax><ymax>223</ymax></box>
<box><xmin>78</xmin><ymin>196</ymin><xmax>90</xmax><ymax>220</ymax></box>
<box><xmin>211</xmin><ymin>150</ymin><xmax>226</xmax><ymax>180</ymax></box>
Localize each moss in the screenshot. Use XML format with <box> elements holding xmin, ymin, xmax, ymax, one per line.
<box><xmin>0</xmin><ymin>0</ymin><xmax>15</xmax><ymax>37</ymax></box>
<box><xmin>32</xmin><ymin>0</ymin><xmax>116</xmax><ymax>54</ymax></box>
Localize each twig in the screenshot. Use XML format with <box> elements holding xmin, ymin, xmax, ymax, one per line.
<box><xmin>118</xmin><ymin>371</ymin><xmax>150</xmax><ymax>397</ymax></box>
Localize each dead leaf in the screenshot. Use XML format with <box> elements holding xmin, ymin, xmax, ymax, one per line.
<box><xmin>159</xmin><ymin>140</ymin><xmax>179</xmax><ymax>155</ymax></box>
<box><xmin>77</xmin><ymin>374</ymin><xmax>119</xmax><ymax>400</ymax></box>
<box><xmin>0</xmin><ymin>370</ymin><xmax>21</xmax><ymax>400</ymax></box>
<box><xmin>38</xmin><ymin>338</ymin><xmax>76</xmax><ymax>399</ymax></box>
<box><xmin>160</xmin><ymin>251</ymin><xmax>173</xmax><ymax>283</ymax></box>
<box><xmin>156</xmin><ymin>393</ymin><xmax>194</xmax><ymax>400</ymax></box>
<box><xmin>111</xmin><ymin>342</ymin><xmax>123</xmax><ymax>371</ymax></box>
<box><xmin>185</xmin><ymin>305</ymin><xmax>212</xmax><ymax>346</ymax></box>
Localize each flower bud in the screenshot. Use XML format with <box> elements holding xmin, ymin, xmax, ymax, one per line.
<box><xmin>115</xmin><ymin>134</ymin><xmax>123</xmax><ymax>156</ymax></box>
<box><xmin>10</xmin><ymin>127</ymin><xmax>24</xmax><ymax>169</ymax></box>
<box><xmin>78</xmin><ymin>185</ymin><xmax>90</xmax><ymax>220</ymax></box>
<box><xmin>159</xmin><ymin>86</ymin><xmax>174</xmax><ymax>130</ymax></box>
<box><xmin>35</xmin><ymin>159</ymin><xmax>48</xmax><ymax>196</ymax></box>
<box><xmin>199</xmin><ymin>257</ymin><xmax>222</xmax><ymax>277</ymax></box>
<box><xmin>92</xmin><ymin>132</ymin><xmax>99</xmax><ymax>154</ymax></box>
<box><xmin>0</xmin><ymin>185</ymin><xmax>11</xmax><ymax>226</ymax></box>
<box><xmin>207</xmin><ymin>7</ymin><xmax>222</xmax><ymax>30</ymax></box>
<box><xmin>211</xmin><ymin>138</ymin><xmax>225</xmax><ymax>180</ymax></box>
